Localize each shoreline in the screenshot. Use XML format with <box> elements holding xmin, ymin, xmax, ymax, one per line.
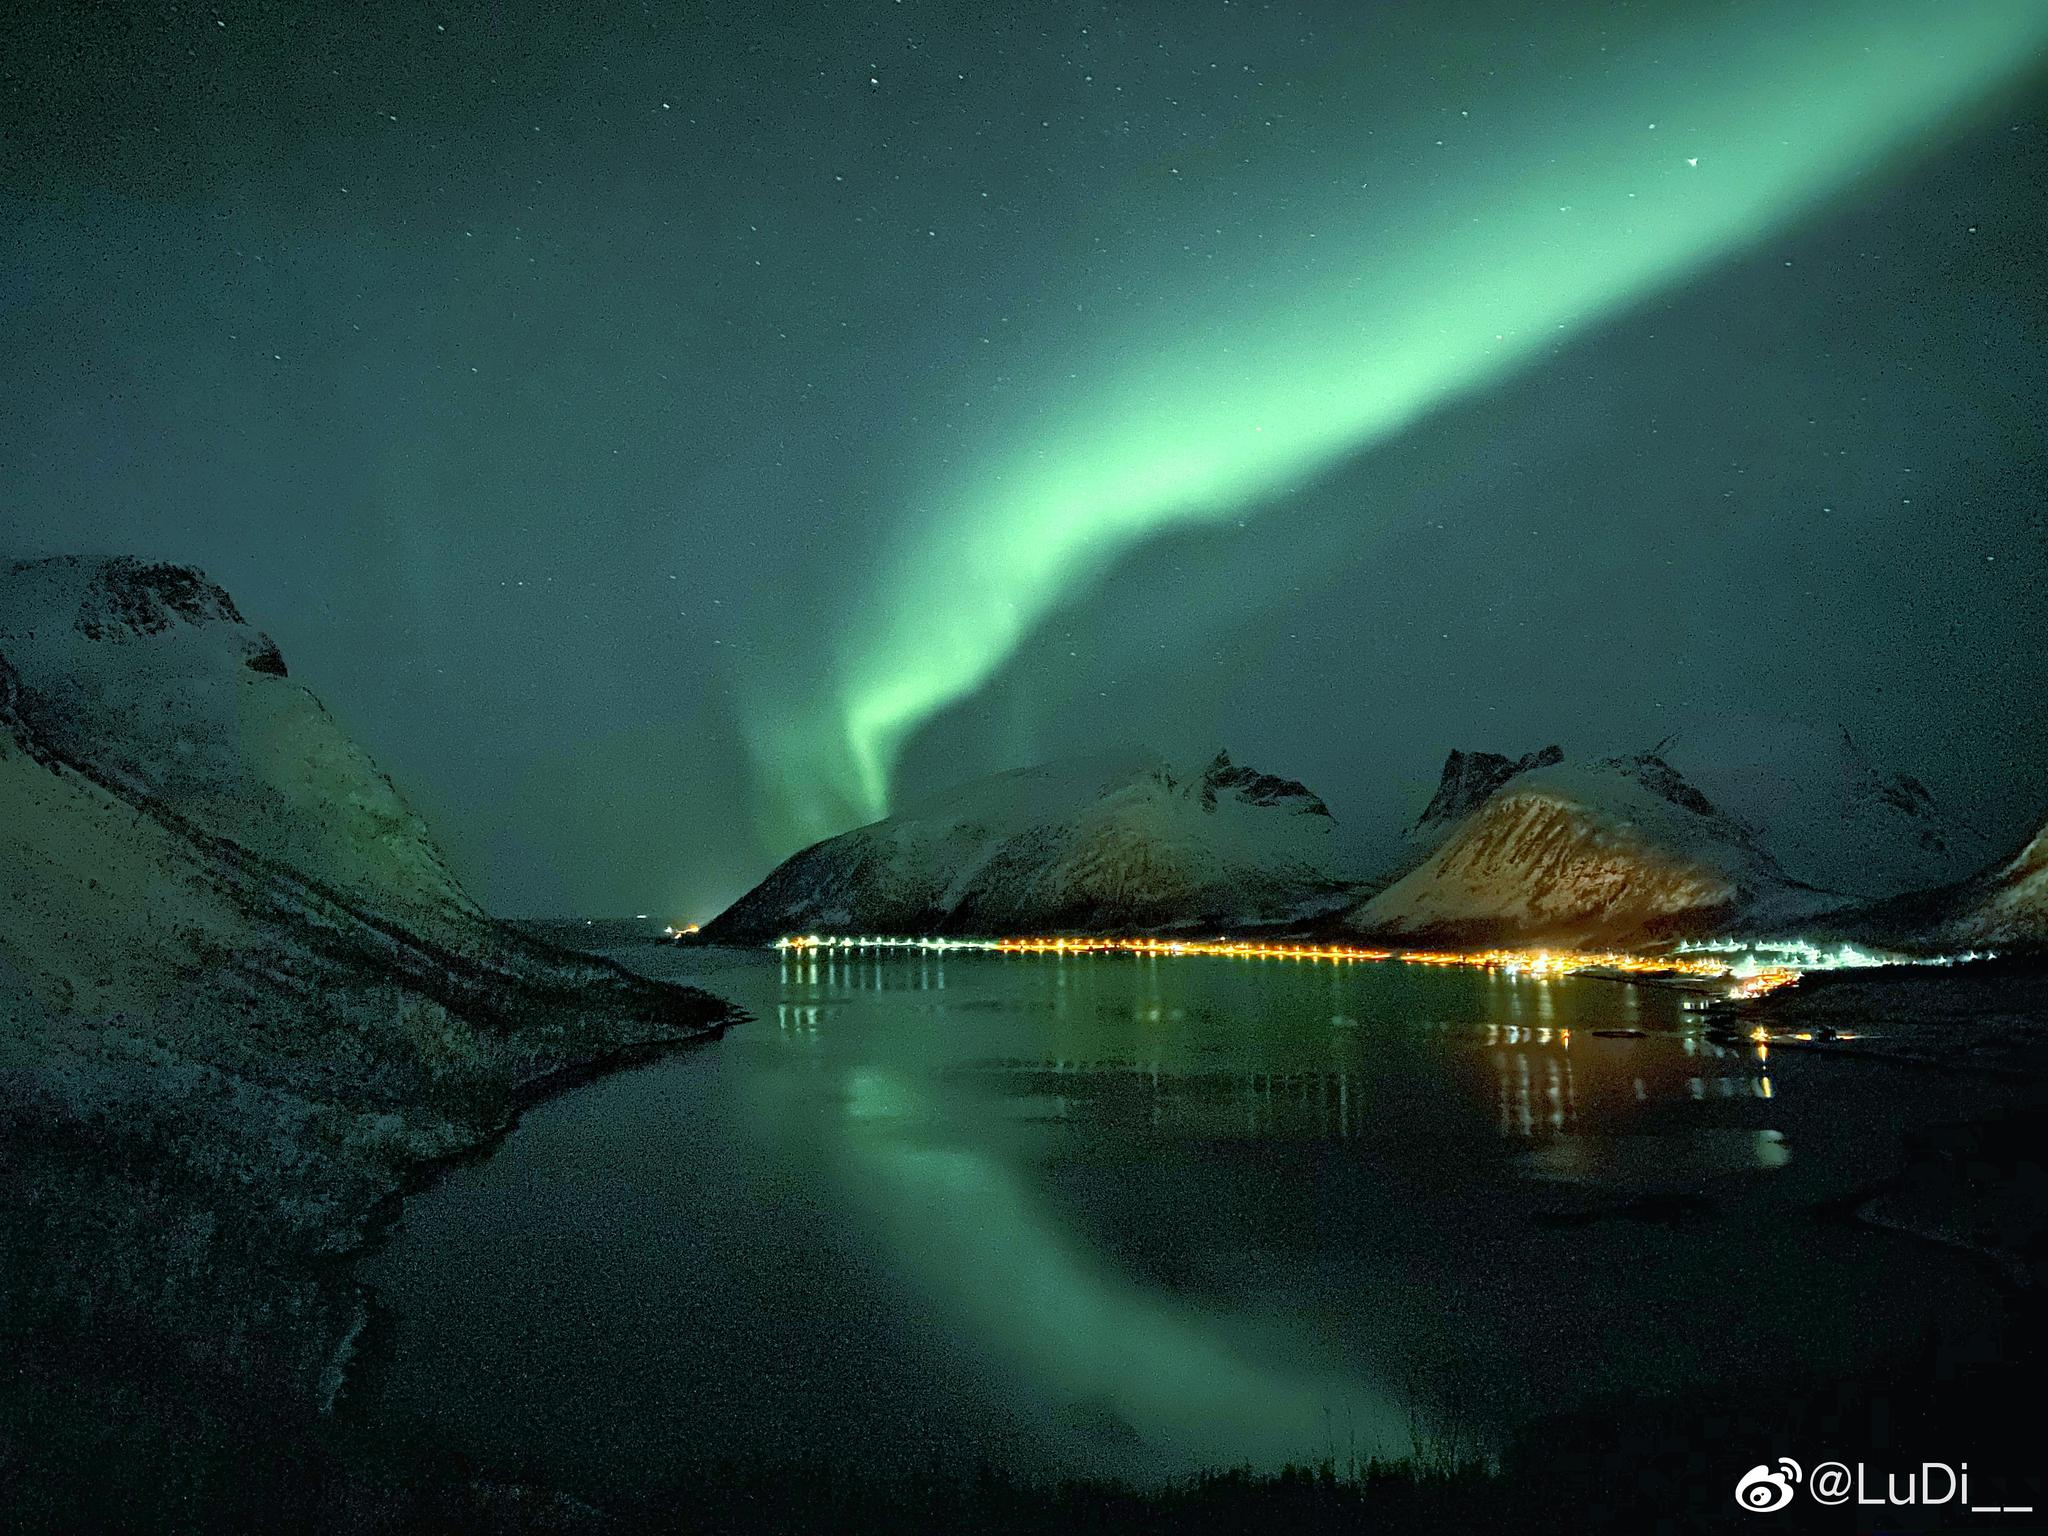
<box><xmin>0</xmin><ymin>912</ymin><xmax>746</xmax><ymax>1531</ymax></box>
<box><xmin>327</xmin><ymin>1008</ymin><xmax>745</xmax><ymax>1421</ymax></box>
<box><xmin>313</xmin><ymin>946</ymin><xmax>2046</xmax><ymax>1533</ymax></box>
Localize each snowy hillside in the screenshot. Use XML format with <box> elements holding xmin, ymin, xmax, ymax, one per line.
<box><xmin>1396</xmin><ymin>744</ymin><xmax>1564</xmax><ymax>869</ymax></box>
<box><xmin>1950</xmin><ymin>825</ymin><xmax>2048</xmax><ymax>946</ymax></box>
<box><xmin>1348</xmin><ymin>750</ymin><xmax>1820</xmax><ymax>944</ymax></box>
<box><xmin>705</xmin><ymin>749</ymin><xmax>1356</xmax><ymax>938</ymax></box>
<box><xmin>1892</xmin><ymin>823</ymin><xmax>2048</xmax><ymax>958</ymax></box>
<box><xmin>0</xmin><ymin>556</ymin><xmax>482</xmax><ymax>945</ymax></box>
<box><xmin>0</xmin><ymin>554</ymin><xmax>718</xmax><ymax>1066</ymax></box>
<box><xmin>1</xmin><ymin>556</ymin><xmax>729</xmax><ymax>1466</ymax></box>
<box><xmin>1658</xmin><ymin>720</ymin><xmax>1990</xmax><ymax>901</ymax></box>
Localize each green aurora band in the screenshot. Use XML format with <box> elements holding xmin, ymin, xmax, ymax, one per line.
<box><xmin>770</xmin><ymin>1</ymin><xmax>2048</xmax><ymax>841</ymax></box>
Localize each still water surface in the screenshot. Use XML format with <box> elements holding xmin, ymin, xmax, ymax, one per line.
<box><xmin>360</xmin><ymin>945</ymin><xmax>2010</xmax><ymax>1491</ymax></box>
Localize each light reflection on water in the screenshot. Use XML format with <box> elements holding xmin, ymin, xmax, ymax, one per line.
<box><xmin>361</xmin><ymin>946</ymin><xmax>2010</xmax><ymax>1495</ymax></box>
<box><xmin>781</xmin><ymin>948</ymin><xmax>1781</xmax><ymax>1145</ymax></box>
<box><xmin>834</xmin><ymin>1064</ymin><xmax>1391</xmax><ymax>1471</ymax></box>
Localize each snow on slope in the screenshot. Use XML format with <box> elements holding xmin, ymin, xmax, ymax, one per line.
<box><xmin>1349</xmin><ymin>750</ymin><xmax>1820</xmax><ymax>945</ymax></box>
<box><xmin>1</xmin><ymin>686</ymin><xmax>257</xmax><ymax>1030</ymax></box>
<box><xmin>1658</xmin><ymin>719</ymin><xmax>1990</xmax><ymax>901</ymax></box>
<box><xmin>0</xmin><ymin>556</ymin><xmax>481</xmax><ymax>944</ymax></box>
<box><xmin>1</xmin><ymin>557</ymin><xmax>730</xmax><ymax>1449</ymax></box>
<box><xmin>0</xmin><ymin>554</ymin><xmax>719</xmax><ymax>1050</ymax></box>
<box><xmin>1388</xmin><ymin>743</ymin><xmax>1565</xmax><ymax>878</ymax></box>
<box><xmin>1938</xmin><ymin>821</ymin><xmax>2048</xmax><ymax>948</ymax></box>
<box><xmin>705</xmin><ymin>749</ymin><xmax>1354</xmax><ymax>938</ymax></box>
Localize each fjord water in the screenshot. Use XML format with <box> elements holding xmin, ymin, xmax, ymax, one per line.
<box><xmin>359</xmin><ymin>945</ymin><xmax>2010</xmax><ymax>1492</ymax></box>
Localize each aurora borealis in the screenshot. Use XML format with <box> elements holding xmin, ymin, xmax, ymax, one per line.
<box><xmin>12</xmin><ymin>5</ymin><xmax>2048</xmax><ymax>1522</ymax></box>
<box><xmin>5</xmin><ymin>0</ymin><xmax>2047</xmax><ymax>916</ymax></box>
<box><xmin>811</xmin><ymin>1</ymin><xmax>2048</xmax><ymax>831</ymax></box>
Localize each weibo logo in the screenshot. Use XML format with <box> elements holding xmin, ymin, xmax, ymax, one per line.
<box><xmin>1735</xmin><ymin>1458</ymin><xmax>1803</xmax><ymax>1513</ymax></box>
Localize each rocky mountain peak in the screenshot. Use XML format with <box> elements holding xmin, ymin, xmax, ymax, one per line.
<box><xmin>1413</xmin><ymin>743</ymin><xmax>1563</xmax><ymax>832</ymax></box>
<box><xmin>68</xmin><ymin>557</ymin><xmax>248</xmax><ymax>640</ymax></box>
<box><xmin>0</xmin><ymin>553</ymin><xmax>470</xmax><ymax>935</ymax></box>
<box><xmin>1607</xmin><ymin>750</ymin><xmax>1723</xmax><ymax>821</ymax></box>
<box><xmin>1596</xmin><ymin>719</ymin><xmax>1990</xmax><ymax>902</ymax></box>
<box><xmin>706</xmin><ymin>747</ymin><xmax>1351</xmax><ymax>939</ymax></box>
<box><xmin>4</xmin><ymin>555</ymin><xmax>288</xmax><ymax>677</ymax></box>
<box><xmin>0</xmin><ymin>651</ymin><xmax>34</xmax><ymax>758</ymax></box>
<box><xmin>1198</xmin><ymin>749</ymin><xmax>1333</xmax><ymax>819</ymax></box>
<box><xmin>1831</xmin><ymin>725</ymin><xmax>1934</xmax><ymax>820</ymax></box>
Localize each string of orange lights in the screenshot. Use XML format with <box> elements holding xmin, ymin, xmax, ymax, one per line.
<box><xmin>770</xmin><ymin>932</ymin><xmax>1801</xmax><ymax>996</ymax></box>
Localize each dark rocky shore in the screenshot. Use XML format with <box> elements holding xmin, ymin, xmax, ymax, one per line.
<box><xmin>0</xmin><ymin>927</ymin><xmax>737</xmax><ymax>1531</ymax></box>
<box><xmin>0</xmin><ymin>558</ymin><xmax>740</xmax><ymax>1528</ymax></box>
<box><xmin>1734</xmin><ymin>957</ymin><xmax>2048</xmax><ymax>1291</ymax></box>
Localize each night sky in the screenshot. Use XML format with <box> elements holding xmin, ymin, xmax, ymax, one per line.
<box><xmin>5</xmin><ymin>1</ymin><xmax>2045</xmax><ymax>920</ymax></box>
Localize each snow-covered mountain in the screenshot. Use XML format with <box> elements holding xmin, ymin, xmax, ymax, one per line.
<box><xmin>1658</xmin><ymin>719</ymin><xmax>1990</xmax><ymax>901</ymax></box>
<box><xmin>1</xmin><ymin>556</ymin><xmax>726</xmax><ymax>1452</ymax></box>
<box><xmin>0</xmin><ymin>555</ymin><xmax>482</xmax><ymax>946</ymax></box>
<box><xmin>1941</xmin><ymin>821</ymin><xmax>2048</xmax><ymax>947</ymax></box>
<box><xmin>1869</xmin><ymin>817</ymin><xmax>2048</xmax><ymax>951</ymax></box>
<box><xmin>1821</xmin><ymin>811</ymin><xmax>2048</xmax><ymax>955</ymax></box>
<box><xmin>705</xmin><ymin>749</ymin><xmax>1356</xmax><ymax>939</ymax></box>
<box><xmin>1384</xmin><ymin>744</ymin><xmax>1566</xmax><ymax>882</ymax></box>
<box><xmin>1409</xmin><ymin>744</ymin><xmax>1564</xmax><ymax>844</ymax></box>
<box><xmin>0</xmin><ymin>552</ymin><xmax>717</xmax><ymax>1031</ymax></box>
<box><xmin>1348</xmin><ymin>749</ymin><xmax>1819</xmax><ymax>945</ymax></box>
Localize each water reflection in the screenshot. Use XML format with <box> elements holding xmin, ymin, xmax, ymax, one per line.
<box><xmin>913</xmin><ymin>1027</ymin><xmax>1776</xmax><ymax>1147</ymax></box>
<box><xmin>1523</xmin><ymin>1127</ymin><xmax>1791</xmax><ymax>1187</ymax></box>
<box><xmin>773</xmin><ymin>950</ymin><xmax>1790</xmax><ymax>1179</ymax></box>
<box><xmin>832</xmin><ymin>1067</ymin><xmax>1400</xmax><ymax>1469</ymax></box>
<box><xmin>775</xmin><ymin>1001</ymin><xmax>821</xmax><ymax>1034</ymax></box>
<box><xmin>366</xmin><ymin>946</ymin><xmax>1971</xmax><ymax>1497</ymax></box>
<box><xmin>952</xmin><ymin>1059</ymin><xmax>1414</xmax><ymax>1141</ymax></box>
<box><xmin>755</xmin><ymin>952</ymin><xmax>1795</xmax><ymax>1466</ymax></box>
